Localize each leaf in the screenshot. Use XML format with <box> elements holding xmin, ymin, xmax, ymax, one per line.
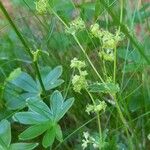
<box><xmin>0</xmin><ymin>120</ymin><xmax>11</xmax><ymax>147</ymax></box>
<box><xmin>7</xmin><ymin>68</ymin><xmax>22</xmax><ymax>81</ymax></box>
<box><xmin>13</xmin><ymin>111</ymin><xmax>49</xmax><ymax>125</ymax></box>
<box><xmin>43</xmin><ymin>66</ymin><xmax>63</xmax><ymax>90</ymax></box>
<box><xmin>42</xmin><ymin>127</ymin><xmax>56</xmax><ymax>148</ymax></box>
<box><xmin>50</xmin><ymin>90</ymin><xmax>74</xmax><ymax>122</ymax></box>
<box><xmin>4</xmin><ymin>69</ymin><xmax>41</xmax><ymax>110</ymax></box>
<box><xmin>5</xmin><ymin>89</ymin><xmax>38</xmax><ymax>110</ymax></box>
<box><xmin>55</xmin><ymin>124</ymin><xmax>63</xmax><ymax>142</ymax></box>
<box><xmin>27</xmin><ymin>98</ymin><xmax>52</xmax><ymax>120</ymax></box>
<box><xmin>57</xmin><ymin>98</ymin><xmax>74</xmax><ymax>121</ymax></box>
<box><xmin>9</xmin><ymin>143</ymin><xmax>38</xmax><ymax>150</ymax></box>
<box><xmin>47</xmin><ymin>79</ymin><xmax>64</xmax><ymax>90</ymax></box>
<box><xmin>9</xmin><ymin>71</ymin><xmax>39</xmax><ymax>93</ymax></box>
<box><xmin>88</xmin><ymin>83</ymin><xmax>120</xmax><ymax>94</ymax></box>
<box><xmin>19</xmin><ymin>123</ymin><xmax>50</xmax><ymax>140</ymax></box>
<box><xmin>0</xmin><ymin>145</ymin><xmax>4</xmax><ymax>150</ymax></box>
<box><xmin>50</xmin><ymin>90</ymin><xmax>64</xmax><ymax>119</ymax></box>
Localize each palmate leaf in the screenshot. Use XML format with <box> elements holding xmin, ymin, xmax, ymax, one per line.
<box><xmin>50</xmin><ymin>90</ymin><xmax>74</xmax><ymax>122</ymax></box>
<box><xmin>42</xmin><ymin>127</ymin><xmax>56</xmax><ymax>148</ymax></box>
<box><xmin>4</xmin><ymin>66</ymin><xmax>63</xmax><ymax>110</ymax></box>
<box><xmin>9</xmin><ymin>143</ymin><xmax>38</xmax><ymax>150</ymax></box>
<box><xmin>13</xmin><ymin>90</ymin><xmax>74</xmax><ymax>148</ymax></box>
<box><xmin>26</xmin><ymin>98</ymin><xmax>53</xmax><ymax>120</ymax></box>
<box><xmin>0</xmin><ymin>120</ymin><xmax>11</xmax><ymax>148</ymax></box>
<box><xmin>55</xmin><ymin>124</ymin><xmax>63</xmax><ymax>142</ymax></box>
<box><xmin>4</xmin><ymin>68</ymin><xmax>40</xmax><ymax>110</ymax></box>
<box><xmin>19</xmin><ymin>123</ymin><xmax>50</xmax><ymax>140</ymax></box>
<box><xmin>13</xmin><ymin>111</ymin><xmax>49</xmax><ymax>125</ymax></box>
<box><xmin>9</xmin><ymin>71</ymin><xmax>39</xmax><ymax>93</ymax></box>
<box><xmin>41</xmin><ymin>66</ymin><xmax>64</xmax><ymax>90</ymax></box>
<box><xmin>88</xmin><ymin>83</ymin><xmax>120</xmax><ymax>94</ymax></box>
<box><xmin>0</xmin><ymin>119</ymin><xmax>38</xmax><ymax>150</ymax></box>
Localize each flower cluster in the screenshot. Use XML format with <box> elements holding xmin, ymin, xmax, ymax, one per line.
<box><xmin>71</xmin><ymin>58</ymin><xmax>88</xmax><ymax>93</ymax></box>
<box><xmin>66</xmin><ymin>17</ymin><xmax>85</xmax><ymax>35</ymax></box>
<box><xmin>90</xmin><ymin>23</ymin><xmax>123</xmax><ymax>61</ymax></box>
<box><xmin>35</xmin><ymin>0</ymin><xmax>49</xmax><ymax>14</ymax></box>
<box><xmin>86</xmin><ymin>100</ymin><xmax>107</xmax><ymax>115</ymax></box>
<box><xmin>81</xmin><ymin>132</ymin><xmax>99</xmax><ymax>149</ymax></box>
<box><xmin>71</xmin><ymin>57</ymin><xmax>86</xmax><ymax>69</ymax></box>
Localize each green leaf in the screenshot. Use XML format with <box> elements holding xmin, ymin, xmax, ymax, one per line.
<box><xmin>42</xmin><ymin>127</ymin><xmax>56</xmax><ymax>148</ymax></box>
<box><xmin>50</xmin><ymin>90</ymin><xmax>64</xmax><ymax>119</ymax></box>
<box><xmin>19</xmin><ymin>123</ymin><xmax>50</xmax><ymax>140</ymax></box>
<box><xmin>55</xmin><ymin>124</ymin><xmax>63</xmax><ymax>142</ymax></box>
<box><xmin>0</xmin><ymin>145</ymin><xmax>5</xmax><ymax>150</ymax></box>
<box><xmin>88</xmin><ymin>83</ymin><xmax>120</xmax><ymax>94</ymax></box>
<box><xmin>10</xmin><ymin>71</ymin><xmax>39</xmax><ymax>93</ymax></box>
<box><xmin>43</xmin><ymin>66</ymin><xmax>63</xmax><ymax>90</ymax></box>
<box><xmin>57</xmin><ymin>98</ymin><xmax>74</xmax><ymax>121</ymax></box>
<box><xmin>7</xmin><ymin>68</ymin><xmax>22</xmax><ymax>81</ymax></box>
<box><xmin>13</xmin><ymin>112</ymin><xmax>49</xmax><ymax>125</ymax></box>
<box><xmin>27</xmin><ymin>98</ymin><xmax>52</xmax><ymax>120</ymax></box>
<box><xmin>9</xmin><ymin>143</ymin><xmax>38</xmax><ymax>150</ymax></box>
<box><xmin>4</xmin><ymin>69</ymin><xmax>41</xmax><ymax>110</ymax></box>
<box><xmin>4</xmin><ymin>88</ymin><xmax>38</xmax><ymax>110</ymax></box>
<box><xmin>0</xmin><ymin>120</ymin><xmax>11</xmax><ymax>147</ymax></box>
<box><xmin>50</xmin><ymin>91</ymin><xmax>74</xmax><ymax>122</ymax></box>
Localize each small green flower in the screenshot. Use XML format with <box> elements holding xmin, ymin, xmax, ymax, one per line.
<box><xmin>94</xmin><ymin>101</ymin><xmax>107</xmax><ymax>112</ymax></box>
<box><xmin>72</xmin><ymin>73</ymin><xmax>87</xmax><ymax>93</ymax></box>
<box><xmin>86</xmin><ymin>104</ymin><xmax>94</xmax><ymax>115</ymax></box>
<box><xmin>102</xmin><ymin>31</ymin><xmax>116</xmax><ymax>49</ymax></box>
<box><xmin>66</xmin><ymin>17</ymin><xmax>85</xmax><ymax>35</ymax></box>
<box><xmin>71</xmin><ymin>58</ymin><xmax>88</xmax><ymax>93</ymax></box>
<box><xmin>99</xmin><ymin>49</ymin><xmax>114</xmax><ymax>62</ymax></box>
<box><xmin>70</xmin><ymin>57</ymin><xmax>86</xmax><ymax>70</ymax></box>
<box><xmin>81</xmin><ymin>131</ymin><xmax>99</xmax><ymax>149</ymax></box>
<box><xmin>35</xmin><ymin>0</ymin><xmax>49</xmax><ymax>14</ymax></box>
<box><xmin>90</xmin><ymin>23</ymin><xmax>103</xmax><ymax>38</ymax></box>
<box><xmin>86</xmin><ymin>100</ymin><xmax>107</xmax><ymax>114</ymax></box>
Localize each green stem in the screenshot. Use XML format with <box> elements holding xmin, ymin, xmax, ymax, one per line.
<box><xmin>0</xmin><ymin>1</ymin><xmax>46</xmax><ymax>94</ymax></box>
<box><xmin>73</xmin><ymin>35</ymin><xmax>105</xmax><ymax>84</ymax></box>
<box><xmin>112</xmin><ymin>1</ymin><xmax>133</xmax><ymax>149</ymax></box>
<box><xmin>113</xmin><ymin>46</ymin><xmax>117</xmax><ymax>83</ymax></box>
<box><xmin>86</xmin><ymin>90</ymin><xmax>102</xmax><ymax>150</ymax></box>
<box><xmin>50</xmin><ymin>7</ymin><xmax>105</xmax><ymax>84</ymax></box>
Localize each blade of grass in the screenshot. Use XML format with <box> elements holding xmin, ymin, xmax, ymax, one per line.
<box><xmin>0</xmin><ymin>1</ymin><xmax>46</xmax><ymax>94</ymax></box>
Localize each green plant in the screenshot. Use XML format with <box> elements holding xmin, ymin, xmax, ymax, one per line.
<box><xmin>0</xmin><ymin>119</ymin><xmax>38</xmax><ymax>150</ymax></box>
<box><xmin>13</xmin><ymin>91</ymin><xmax>74</xmax><ymax>148</ymax></box>
<box><xmin>0</xmin><ymin>0</ymin><xmax>150</xmax><ymax>149</ymax></box>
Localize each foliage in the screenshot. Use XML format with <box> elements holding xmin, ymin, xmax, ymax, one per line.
<box><xmin>0</xmin><ymin>0</ymin><xmax>150</xmax><ymax>149</ymax></box>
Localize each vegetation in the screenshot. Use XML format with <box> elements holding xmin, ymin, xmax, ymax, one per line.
<box><xmin>0</xmin><ymin>0</ymin><xmax>150</xmax><ymax>149</ymax></box>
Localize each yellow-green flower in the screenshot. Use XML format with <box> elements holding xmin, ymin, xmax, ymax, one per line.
<box><xmin>66</xmin><ymin>17</ymin><xmax>85</xmax><ymax>35</ymax></box>
<box><xmin>35</xmin><ymin>0</ymin><xmax>49</xmax><ymax>14</ymax></box>
<box><xmin>70</xmin><ymin>57</ymin><xmax>86</xmax><ymax>69</ymax></box>
<box><xmin>86</xmin><ymin>101</ymin><xmax>107</xmax><ymax>114</ymax></box>
<box><xmin>72</xmin><ymin>73</ymin><xmax>87</xmax><ymax>93</ymax></box>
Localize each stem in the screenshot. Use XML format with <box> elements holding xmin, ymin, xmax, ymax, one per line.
<box><xmin>113</xmin><ymin>47</ymin><xmax>117</xmax><ymax>83</ymax></box>
<box><xmin>0</xmin><ymin>1</ymin><xmax>46</xmax><ymax>94</ymax></box>
<box><xmin>112</xmin><ymin>1</ymin><xmax>133</xmax><ymax>149</ymax></box>
<box><xmin>73</xmin><ymin>35</ymin><xmax>105</xmax><ymax>84</ymax></box>
<box><xmin>86</xmin><ymin>90</ymin><xmax>102</xmax><ymax>150</ymax></box>
<box><xmin>49</xmin><ymin>7</ymin><xmax>105</xmax><ymax>84</ymax></box>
